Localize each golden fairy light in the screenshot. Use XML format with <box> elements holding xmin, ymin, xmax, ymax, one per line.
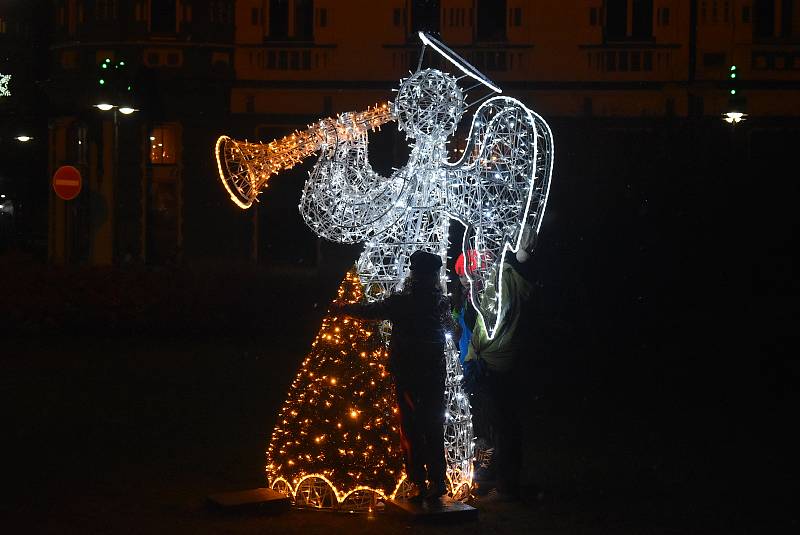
<box><xmin>215</xmin><ymin>102</ymin><xmax>394</xmax><ymax>209</ymax></box>
<box><xmin>267</xmin><ymin>270</ymin><xmax>411</xmax><ymax>510</ymax></box>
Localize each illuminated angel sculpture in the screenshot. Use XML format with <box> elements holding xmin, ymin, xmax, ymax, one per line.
<box><xmin>215</xmin><ymin>32</ymin><xmax>553</xmax><ymax>510</ymax></box>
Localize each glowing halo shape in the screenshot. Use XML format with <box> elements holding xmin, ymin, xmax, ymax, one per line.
<box><xmin>417</xmin><ymin>32</ymin><xmax>502</xmax><ymax>94</ymax></box>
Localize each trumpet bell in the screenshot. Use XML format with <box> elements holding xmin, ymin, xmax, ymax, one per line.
<box><xmin>215</xmin><ymin>135</ymin><xmax>260</xmax><ymax>209</ymax></box>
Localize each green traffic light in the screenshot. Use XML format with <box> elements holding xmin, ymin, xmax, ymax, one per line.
<box><xmin>730</xmin><ymin>65</ymin><xmax>737</xmax><ymax>71</ymax></box>
<box><xmin>105</xmin><ymin>58</ymin><xmax>111</xmax><ymax>63</ymax></box>
<box><xmin>101</xmin><ymin>63</ymin><xmax>107</xmax><ymax>69</ymax></box>
<box><xmin>99</xmin><ymin>79</ymin><xmax>105</xmax><ymax>85</ymax></box>
<box><xmin>730</xmin><ymin>89</ymin><xmax>736</xmax><ymax>95</ymax></box>
<box><xmin>730</xmin><ymin>73</ymin><xmax>736</xmax><ymax>78</ymax></box>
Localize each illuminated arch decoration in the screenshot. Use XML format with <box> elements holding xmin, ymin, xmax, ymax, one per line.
<box><xmin>217</xmin><ymin>32</ymin><xmax>553</xmax><ymax>511</ymax></box>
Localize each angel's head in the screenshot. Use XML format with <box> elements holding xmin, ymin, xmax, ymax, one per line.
<box><xmin>393</xmin><ymin>68</ymin><xmax>464</xmax><ymax>141</ymax></box>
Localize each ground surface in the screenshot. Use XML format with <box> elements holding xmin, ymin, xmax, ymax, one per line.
<box><xmin>2</xmin><ymin>328</ymin><xmax>792</xmax><ymax>534</ymax></box>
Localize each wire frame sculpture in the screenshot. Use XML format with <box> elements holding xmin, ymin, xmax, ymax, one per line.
<box><xmin>214</xmin><ymin>31</ymin><xmax>553</xmax><ymax>511</ymax></box>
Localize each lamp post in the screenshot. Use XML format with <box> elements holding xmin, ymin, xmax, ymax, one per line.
<box><xmin>93</xmin><ymin>102</ymin><xmax>139</xmax><ymax>264</ymax></box>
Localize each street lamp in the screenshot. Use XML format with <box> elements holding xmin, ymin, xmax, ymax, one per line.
<box><xmin>723</xmin><ymin>111</ymin><xmax>746</xmax><ymax>124</ymax></box>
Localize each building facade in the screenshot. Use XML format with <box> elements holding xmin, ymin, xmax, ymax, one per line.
<box><xmin>44</xmin><ymin>0</ymin><xmax>800</xmax><ymax>265</ymax></box>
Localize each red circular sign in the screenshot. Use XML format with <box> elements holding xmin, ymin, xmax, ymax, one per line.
<box><xmin>53</xmin><ymin>165</ymin><xmax>82</xmax><ymax>201</ymax></box>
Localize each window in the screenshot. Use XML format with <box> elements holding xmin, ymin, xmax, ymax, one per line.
<box><xmin>510</xmin><ymin>7</ymin><xmax>522</xmax><ymax>27</ymax></box>
<box><xmin>67</xmin><ymin>124</ymin><xmax>88</xmax><ymax>165</ymax></box>
<box><xmin>150</xmin><ymin>126</ymin><xmax>178</xmax><ymax>164</ymax></box>
<box><xmin>318</xmin><ymin>7</ymin><xmax>327</xmax><ymax>27</ymax></box>
<box><xmin>152</xmin><ymin>0</ymin><xmax>176</xmax><ymax>32</ymax></box>
<box><xmin>631</xmin><ymin>0</ymin><xmax>653</xmax><ymax>39</ymax></box>
<box><xmin>590</xmin><ymin>7</ymin><xmax>598</xmax><ymax>26</ymax></box>
<box><xmin>618</xmin><ymin>50</ymin><xmax>629</xmax><ymax>70</ymax></box>
<box><xmin>393</xmin><ymin>8</ymin><xmax>402</xmax><ymax>26</ymax></box>
<box><xmin>143</xmin><ymin>49</ymin><xmax>183</xmax><ymax>67</ymax></box>
<box><xmin>782</xmin><ymin>0</ymin><xmax>798</xmax><ymax>37</ymax></box>
<box><xmin>724</xmin><ymin>1</ymin><xmax>730</xmax><ymax>22</ymax></box>
<box><xmin>658</xmin><ymin>7</ymin><xmax>670</xmax><ymax>25</ymax></box>
<box><xmin>0</xmin><ymin>17</ymin><xmax>5</xmax><ymax>33</ymax></box>
<box><xmin>643</xmin><ymin>50</ymin><xmax>653</xmax><ymax>70</ymax></box>
<box><xmin>210</xmin><ymin>0</ymin><xmax>232</xmax><ymax>25</ymax></box>
<box><xmin>754</xmin><ymin>0</ymin><xmax>775</xmax><ymax>38</ymax></box>
<box><xmin>701</xmin><ymin>1</ymin><xmax>707</xmax><ymax>23</ymax></box>
<box><xmin>476</xmin><ymin>0</ymin><xmax>505</xmax><ymax>40</ymax></box>
<box><xmin>183</xmin><ymin>2</ymin><xmax>192</xmax><ymax>23</ymax></box>
<box><xmin>606</xmin><ymin>0</ymin><xmax>627</xmax><ymax>40</ymax></box>
<box><xmin>269</xmin><ymin>0</ymin><xmax>288</xmax><ymax>38</ymax></box>
<box><xmin>448</xmin><ymin>7</ymin><xmax>466</xmax><ymax>26</ymax></box>
<box><xmin>252</xmin><ymin>7</ymin><xmax>260</xmax><ymax>25</ymax></box>
<box><xmin>448</xmin><ymin>7</ymin><xmax>465</xmax><ymax>27</ymax></box>
<box><xmin>96</xmin><ymin>0</ymin><xmax>117</xmax><ymax>21</ymax></box>
<box><xmin>264</xmin><ymin>49</ymin><xmax>312</xmax><ymax>70</ymax></box>
<box><xmin>742</xmin><ymin>6</ymin><xmax>751</xmax><ymax>23</ymax></box>
<box><xmin>294</xmin><ymin>0</ymin><xmax>313</xmax><ymax>39</ymax></box>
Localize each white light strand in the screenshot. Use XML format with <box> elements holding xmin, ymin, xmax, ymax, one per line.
<box><xmin>0</xmin><ymin>74</ymin><xmax>11</xmax><ymax>97</ymax></box>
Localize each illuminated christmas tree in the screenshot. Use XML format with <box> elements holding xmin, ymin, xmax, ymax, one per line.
<box><xmin>266</xmin><ymin>269</ymin><xmax>474</xmax><ymax>510</ymax></box>
<box><xmin>267</xmin><ymin>270</ymin><xmax>408</xmax><ymax>510</ymax></box>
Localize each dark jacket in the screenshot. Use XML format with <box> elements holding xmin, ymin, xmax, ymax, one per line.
<box><xmin>339</xmin><ymin>288</ymin><xmax>452</xmax><ymax>385</ymax></box>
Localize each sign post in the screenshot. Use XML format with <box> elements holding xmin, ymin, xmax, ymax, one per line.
<box><xmin>53</xmin><ymin>165</ymin><xmax>82</xmax><ymax>201</ymax></box>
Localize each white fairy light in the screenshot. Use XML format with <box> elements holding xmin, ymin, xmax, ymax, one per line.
<box><xmin>0</xmin><ymin>74</ymin><xmax>11</xmax><ymax>97</ymax></box>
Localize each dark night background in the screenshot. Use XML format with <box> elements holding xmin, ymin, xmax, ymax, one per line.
<box><xmin>2</xmin><ymin>1</ymin><xmax>798</xmax><ymax>533</ymax></box>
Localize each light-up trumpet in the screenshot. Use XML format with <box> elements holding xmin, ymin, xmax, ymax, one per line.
<box><xmin>214</xmin><ymin>102</ymin><xmax>395</xmax><ymax>209</ymax></box>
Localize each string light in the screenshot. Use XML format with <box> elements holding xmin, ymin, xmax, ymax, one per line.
<box><xmin>267</xmin><ymin>271</ymin><xmax>412</xmax><ymax>510</ymax></box>
<box><xmin>215</xmin><ymin>102</ymin><xmax>394</xmax><ymax>209</ymax></box>
<box><xmin>0</xmin><ymin>73</ymin><xmax>10</xmax><ymax>97</ymax></box>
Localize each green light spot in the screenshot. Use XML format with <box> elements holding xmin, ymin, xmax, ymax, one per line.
<box><xmin>105</xmin><ymin>58</ymin><xmax>111</xmax><ymax>63</ymax></box>
<box><xmin>101</xmin><ymin>64</ymin><xmax>107</xmax><ymax>69</ymax></box>
<box><xmin>730</xmin><ymin>65</ymin><xmax>737</xmax><ymax>71</ymax></box>
<box><xmin>730</xmin><ymin>89</ymin><xmax>736</xmax><ymax>95</ymax></box>
<box><xmin>127</xmin><ymin>85</ymin><xmax>132</xmax><ymax>91</ymax></box>
<box><xmin>730</xmin><ymin>73</ymin><xmax>736</xmax><ymax>78</ymax></box>
<box><xmin>99</xmin><ymin>79</ymin><xmax>105</xmax><ymax>85</ymax></box>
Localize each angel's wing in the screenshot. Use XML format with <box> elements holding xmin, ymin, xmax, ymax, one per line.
<box><xmin>444</xmin><ymin>96</ymin><xmax>554</xmax><ymax>338</ymax></box>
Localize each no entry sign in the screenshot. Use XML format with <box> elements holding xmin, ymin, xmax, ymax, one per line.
<box><xmin>53</xmin><ymin>165</ymin><xmax>82</xmax><ymax>201</ymax></box>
